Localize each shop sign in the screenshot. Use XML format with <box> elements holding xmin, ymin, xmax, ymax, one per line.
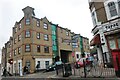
<box><xmin>104</xmin><ymin>22</ymin><xmax>119</xmax><ymax>32</ymax></box>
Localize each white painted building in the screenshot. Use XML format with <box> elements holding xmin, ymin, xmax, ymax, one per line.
<box><xmin>89</xmin><ymin>0</ymin><xmax>120</xmax><ymax>67</ymax></box>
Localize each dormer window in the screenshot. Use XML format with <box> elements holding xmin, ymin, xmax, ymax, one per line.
<box><xmin>25</xmin><ymin>18</ymin><xmax>30</xmax><ymax>25</ymax></box>
<box><xmin>108</xmin><ymin>2</ymin><xmax>117</xmax><ymax>17</ymax></box>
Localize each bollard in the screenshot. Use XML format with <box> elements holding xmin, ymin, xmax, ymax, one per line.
<box><xmin>83</xmin><ymin>59</ymin><xmax>86</xmax><ymax>78</ymax></box>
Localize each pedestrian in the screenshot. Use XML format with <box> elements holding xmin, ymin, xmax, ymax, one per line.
<box><xmin>23</xmin><ymin>66</ymin><xmax>28</xmax><ymax>75</ymax></box>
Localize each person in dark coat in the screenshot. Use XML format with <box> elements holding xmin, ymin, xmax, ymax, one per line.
<box><xmin>23</xmin><ymin>66</ymin><xmax>28</xmax><ymax>75</ymax></box>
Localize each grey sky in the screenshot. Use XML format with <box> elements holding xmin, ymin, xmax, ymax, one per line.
<box><xmin>0</xmin><ymin>0</ymin><xmax>93</xmax><ymax>62</ymax></box>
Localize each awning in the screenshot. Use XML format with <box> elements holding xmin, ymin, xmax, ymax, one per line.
<box><xmin>90</xmin><ymin>34</ymin><xmax>101</xmax><ymax>46</ymax></box>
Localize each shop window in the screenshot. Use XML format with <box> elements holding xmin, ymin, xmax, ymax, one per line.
<box><xmin>36</xmin><ymin>61</ymin><xmax>40</xmax><ymax>69</ymax></box>
<box><xmin>117</xmin><ymin>37</ymin><xmax>120</xmax><ymax>49</ymax></box>
<box><xmin>76</xmin><ymin>54</ymin><xmax>79</xmax><ymax>59</ymax></box>
<box><xmin>108</xmin><ymin>2</ymin><xmax>117</xmax><ymax>17</ymax></box>
<box><xmin>109</xmin><ymin>39</ymin><xmax>116</xmax><ymax>49</ymax></box>
<box><xmin>26</xmin><ymin>60</ymin><xmax>30</xmax><ymax>71</ymax></box>
<box><xmin>45</xmin><ymin>61</ymin><xmax>49</xmax><ymax>68</ymax></box>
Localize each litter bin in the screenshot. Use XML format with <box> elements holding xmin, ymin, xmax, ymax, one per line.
<box><xmin>63</xmin><ymin>63</ymin><xmax>72</xmax><ymax>77</ymax></box>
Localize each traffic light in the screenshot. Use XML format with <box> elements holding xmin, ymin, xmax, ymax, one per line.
<box><xmin>8</xmin><ymin>59</ymin><xmax>13</xmax><ymax>64</ymax></box>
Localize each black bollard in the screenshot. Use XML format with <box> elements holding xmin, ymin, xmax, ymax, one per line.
<box><xmin>83</xmin><ymin>59</ymin><xmax>86</xmax><ymax>78</ymax></box>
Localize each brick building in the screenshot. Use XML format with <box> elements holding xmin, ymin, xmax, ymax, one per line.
<box><xmin>1</xmin><ymin>6</ymin><xmax>90</xmax><ymax>75</ymax></box>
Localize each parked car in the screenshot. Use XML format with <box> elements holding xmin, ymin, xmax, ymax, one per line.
<box><xmin>75</xmin><ymin>60</ymin><xmax>84</xmax><ymax>68</ymax></box>
<box><xmin>75</xmin><ymin>58</ymin><xmax>91</xmax><ymax>68</ymax></box>
<box><xmin>46</xmin><ymin>63</ymin><xmax>56</xmax><ymax>71</ymax></box>
<box><xmin>46</xmin><ymin>61</ymin><xmax>63</xmax><ymax>72</ymax></box>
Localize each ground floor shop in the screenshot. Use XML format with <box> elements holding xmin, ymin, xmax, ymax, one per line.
<box><xmin>11</xmin><ymin>55</ymin><xmax>52</xmax><ymax>76</ymax></box>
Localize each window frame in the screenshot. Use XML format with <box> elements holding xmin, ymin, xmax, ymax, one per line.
<box><xmin>14</xmin><ymin>38</ymin><xmax>17</xmax><ymax>44</ymax></box>
<box><xmin>36</xmin><ymin>20</ymin><xmax>40</xmax><ymax>27</ymax></box>
<box><xmin>19</xmin><ymin>23</ymin><xmax>21</xmax><ymax>30</ymax></box>
<box><xmin>18</xmin><ymin>34</ymin><xmax>21</xmax><ymax>41</ymax></box>
<box><xmin>37</xmin><ymin>45</ymin><xmax>40</xmax><ymax>52</ymax></box>
<box><xmin>44</xmin><ymin>46</ymin><xmax>49</xmax><ymax>53</ymax></box>
<box><xmin>25</xmin><ymin>18</ymin><xmax>30</xmax><ymax>25</ymax></box>
<box><xmin>108</xmin><ymin>2</ymin><xmax>117</xmax><ymax>17</ymax></box>
<box><xmin>18</xmin><ymin>47</ymin><xmax>21</xmax><ymax>54</ymax></box>
<box><xmin>14</xmin><ymin>49</ymin><xmax>16</xmax><ymax>56</ymax></box>
<box><xmin>36</xmin><ymin>32</ymin><xmax>40</xmax><ymax>39</ymax></box>
<box><xmin>66</xmin><ymin>31</ymin><xmax>69</xmax><ymax>36</ymax></box>
<box><xmin>25</xmin><ymin>44</ymin><xmax>31</xmax><ymax>52</ymax></box>
<box><xmin>25</xmin><ymin>30</ymin><xmax>30</xmax><ymax>38</ymax></box>
<box><xmin>43</xmin><ymin>23</ymin><xmax>48</xmax><ymax>29</ymax></box>
<box><xmin>44</xmin><ymin>34</ymin><xmax>49</xmax><ymax>41</ymax></box>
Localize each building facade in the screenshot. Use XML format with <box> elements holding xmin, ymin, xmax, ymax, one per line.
<box><xmin>1</xmin><ymin>6</ymin><xmax>90</xmax><ymax>75</ymax></box>
<box><xmin>89</xmin><ymin>0</ymin><xmax>120</xmax><ymax>67</ymax></box>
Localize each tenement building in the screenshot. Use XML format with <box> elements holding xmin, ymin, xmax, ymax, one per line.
<box><xmin>89</xmin><ymin>0</ymin><xmax>120</xmax><ymax>67</ymax></box>
<box><xmin>1</xmin><ymin>6</ymin><xmax>90</xmax><ymax>75</ymax></box>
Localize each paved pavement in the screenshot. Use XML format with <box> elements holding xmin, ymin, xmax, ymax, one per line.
<box><xmin>1</xmin><ymin>68</ymin><xmax>120</xmax><ymax>80</ymax></box>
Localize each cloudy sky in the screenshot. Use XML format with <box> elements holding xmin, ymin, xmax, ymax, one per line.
<box><xmin>0</xmin><ymin>0</ymin><xmax>94</xmax><ymax>62</ymax></box>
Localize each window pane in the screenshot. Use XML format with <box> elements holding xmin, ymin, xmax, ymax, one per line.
<box><xmin>44</xmin><ymin>34</ymin><xmax>49</xmax><ymax>41</ymax></box>
<box><xmin>14</xmin><ymin>38</ymin><xmax>17</xmax><ymax>44</ymax></box>
<box><xmin>25</xmin><ymin>44</ymin><xmax>30</xmax><ymax>52</ymax></box>
<box><xmin>19</xmin><ymin>23</ymin><xmax>21</xmax><ymax>30</ymax></box>
<box><xmin>18</xmin><ymin>35</ymin><xmax>21</xmax><ymax>41</ymax></box>
<box><xmin>76</xmin><ymin>54</ymin><xmax>79</xmax><ymax>58</ymax></box>
<box><xmin>43</xmin><ymin>23</ymin><xmax>48</xmax><ymax>29</ymax></box>
<box><xmin>18</xmin><ymin>47</ymin><xmax>21</xmax><ymax>54</ymax></box>
<box><xmin>44</xmin><ymin>46</ymin><xmax>49</xmax><ymax>53</ymax></box>
<box><xmin>37</xmin><ymin>45</ymin><xmax>40</xmax><ymax>52</ymax></box>
<box><xmin>37</xmin><ymin>20</ymin><xmax>40</xmax><ymax>27</ymax></box>
<box><xmin>37</xmin><ymin>32</ymin><xmax>40</xmax><ymax>39</ymax></box>
<box><xmin>26</xmin><ymin>18</ymin><xmax>30</xmax><ymax>25</ymax></box>
<box><xmin>14</xmin><ymin>50</ymin><xmax>16</xmax><ymax>56</ymax></box>
<box><xmin>36</xmin><ymin>61</ymin><xmax>40</xmax><ymax>69</ymax></box>
<box><xmin>66</xmin><ymin>31</ymin><xmax>69</xmax><ymax>36</ymax></box>
<box><xmin>26</xmin><ymin>61</ymin><xmax>30</xmax><ymax>71</ymax></box>
<box><xmin>45</xmin><ymin>61</ymin><xmax>49</xmax><ymax>68</ymax></box>
<box><xmin>25</xmin><ymin>30</ymin><xmax>30</xmax><ymax>38</ymax></box>
<box><xmin>118</xmin><ymin>1</ymin><xmax>120</xmax><ymax>9</ymax></box>
<box><xmin>117</xmin><ymin>38</ymin><xmax>120</xmax><ymax>49</ymax></box>
<box><xmin>109</xmin><ymin>39</ymin><xmax>116</xmax><ymax>49</ymax></box>
<box><xmin>108</xmin><ymin>2</ymin><xmax>117</xmax><ymax>17</ymax></box>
